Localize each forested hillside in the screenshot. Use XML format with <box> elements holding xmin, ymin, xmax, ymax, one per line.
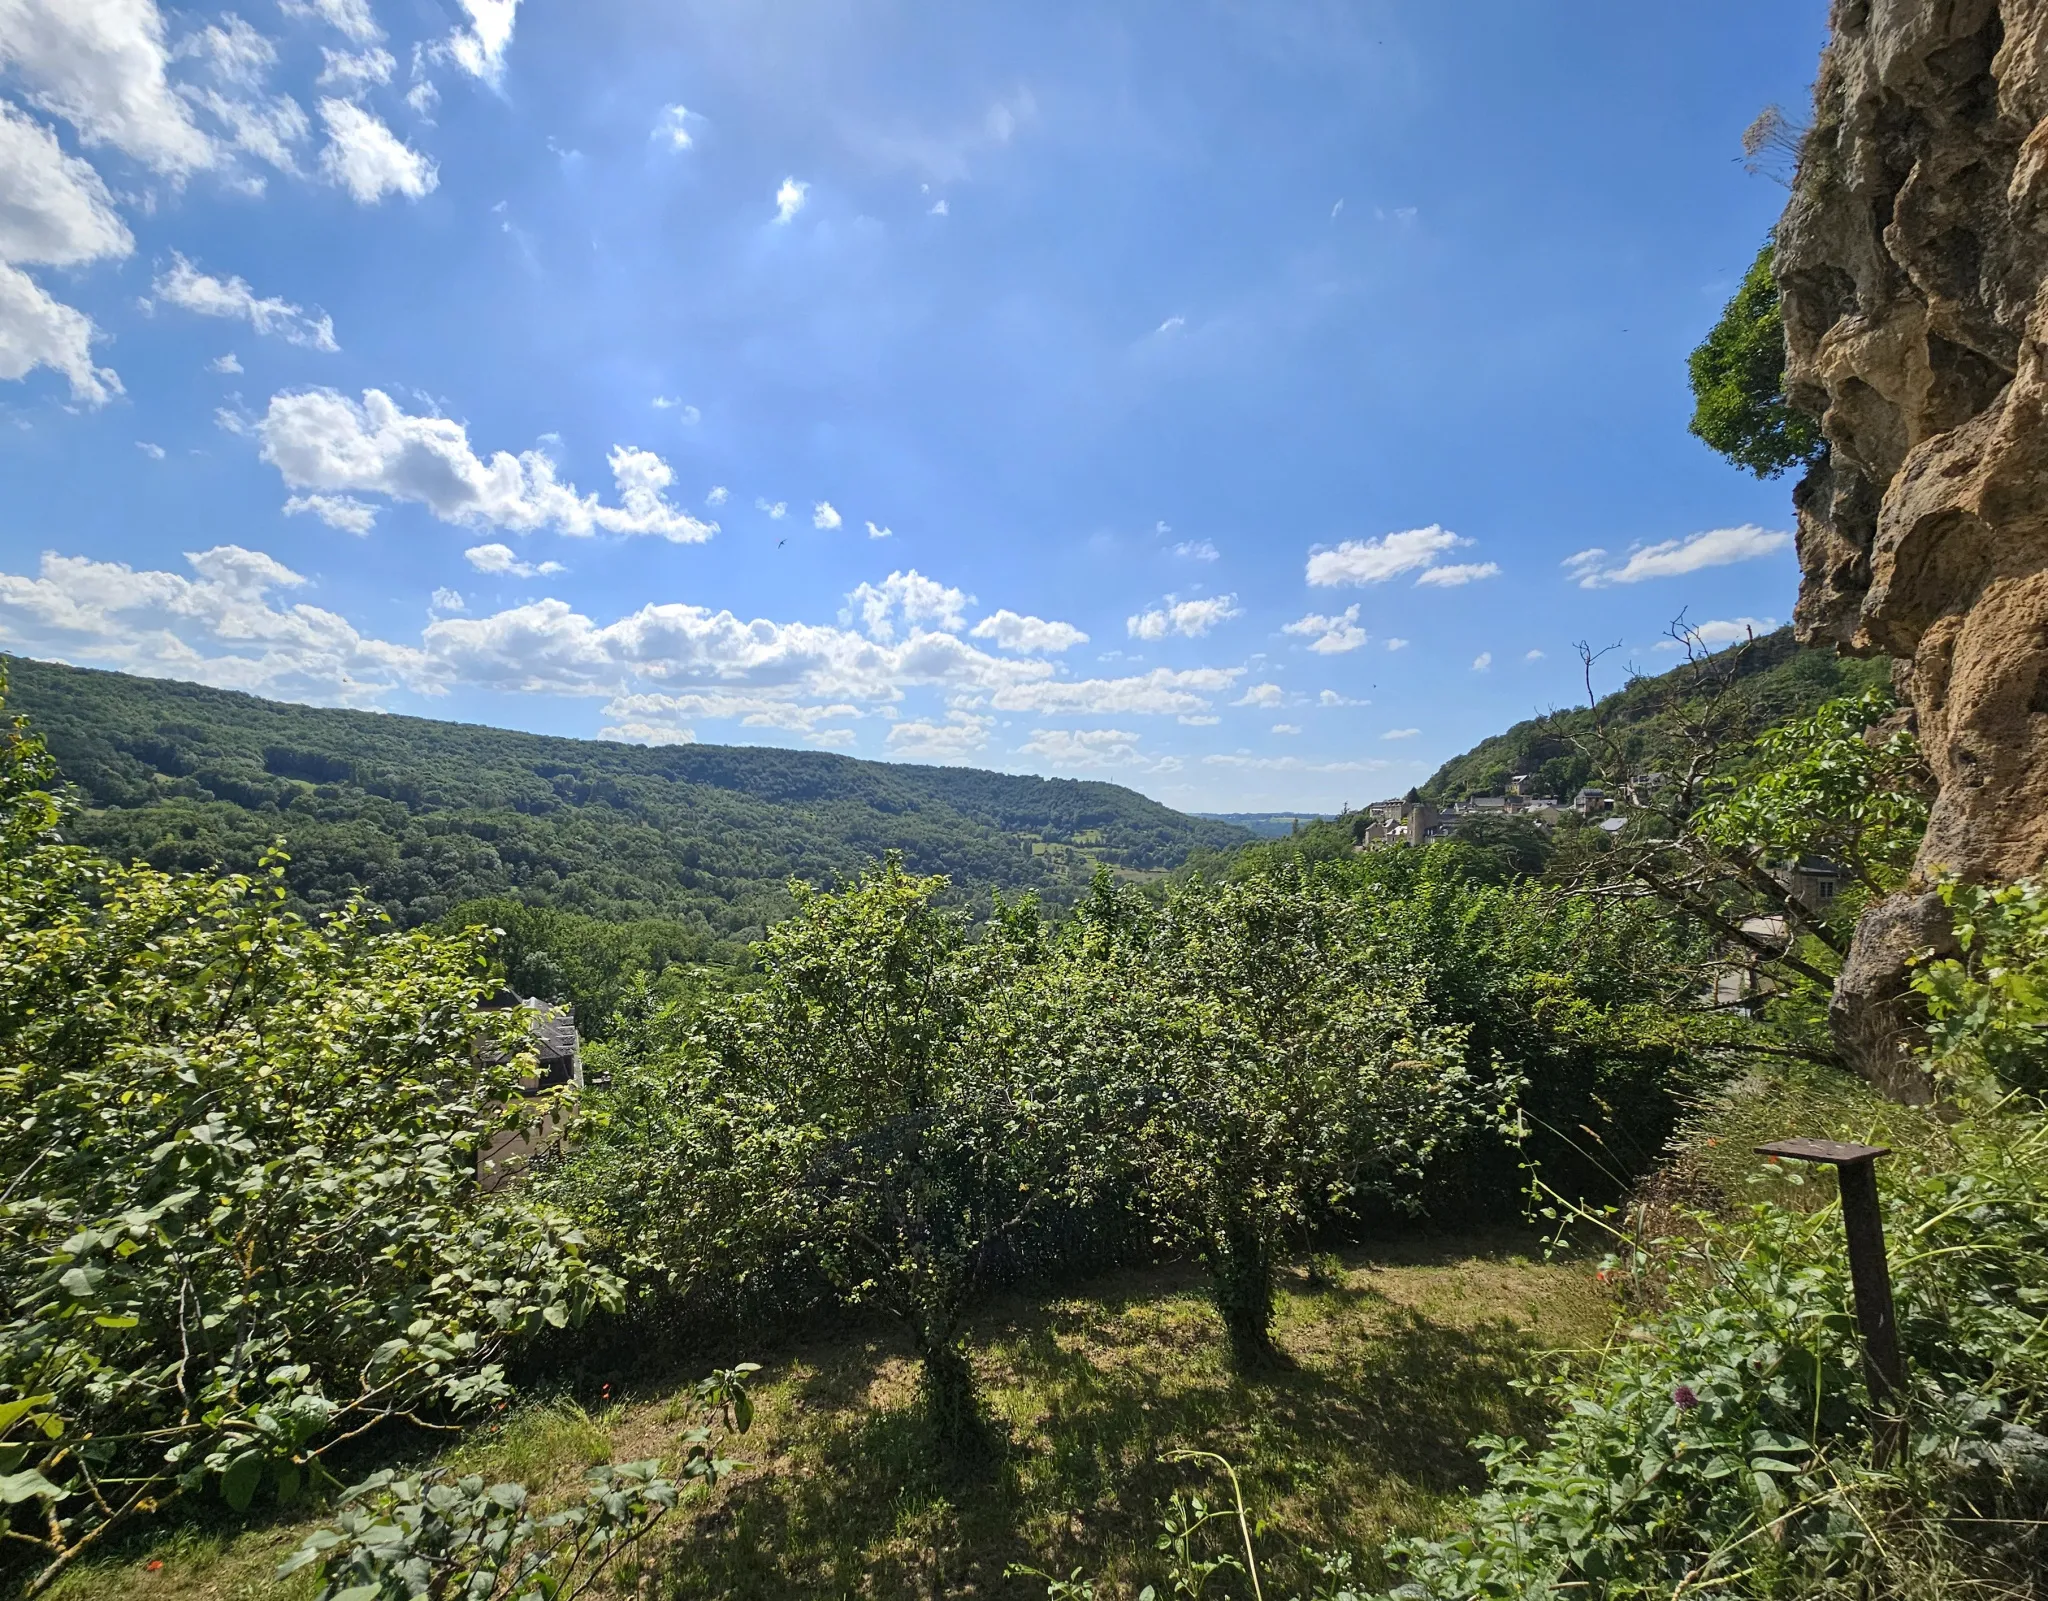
<box><xmin>4</xmin><ymin>656</ymin><xmax>1246</xmax><ymax>949</ymax></box>
<box><xmin>1420</xmin><ymin>627</ymin><xmax>1889</xmax><ymax>802</ymax></box>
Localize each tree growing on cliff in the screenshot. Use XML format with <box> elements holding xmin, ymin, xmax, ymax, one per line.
<box><xmin>1688</xmin><ymin>237</ymin><xmax>1825</xmax><ymax>478</ymax></box>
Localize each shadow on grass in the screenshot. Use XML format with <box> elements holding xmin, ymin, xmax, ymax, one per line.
<box><xmin>650</xmin><ymin>1260</ymin><xmax>1573</xmax><ymax>1601</ymax></box>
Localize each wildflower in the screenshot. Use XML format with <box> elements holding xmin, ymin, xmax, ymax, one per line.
<box><xmin>1673</xmin><ymin>1384</ymin><xmax>1699</xmax><ymax>1410</ymax></box>
<box><xmin>146</xmin><ymin>1560</ymin><xmax>165</xmax><ymax>1571</ymax></box>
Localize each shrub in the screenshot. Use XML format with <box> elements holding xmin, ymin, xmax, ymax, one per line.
<box><xmin>0</xmin><ymin>684</ymin><xmax>617</xmax><ymax>1593</ymax></box>
<box><xmin>1688</xmin><ymin>237</ymin><xmax>1824</xmax><ymax>479</ymax></box>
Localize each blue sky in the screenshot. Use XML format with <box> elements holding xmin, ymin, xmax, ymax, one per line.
<box><xmin>0</xmin><ymin>0</ymin><xmax>1828</xmax><ymax>813</ymax></box>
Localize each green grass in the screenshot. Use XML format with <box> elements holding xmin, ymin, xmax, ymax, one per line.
<box><xmin>41</xmin><ymin>1234</ymin><xmax>1610</xmax><ymax>1601</ymax></box>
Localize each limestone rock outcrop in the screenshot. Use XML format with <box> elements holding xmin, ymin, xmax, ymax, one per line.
<box><xmin>1779</xmin><ymin>0</ymin><xmax>2048</xmax><ymax>1094</ymax></box>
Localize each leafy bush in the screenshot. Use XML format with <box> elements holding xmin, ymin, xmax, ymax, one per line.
<box><xmin>280</xmin><ymin>1363</ymin><xmax>756</xmax><ymax>1601</ymax></box>
<box><xmin>0</xmin><ymin>683</ymin><xmax>618</xmax><ymax>1593</ymax></box>
<box><xmin>1915</xmin><ymin>875</ymin><xmax>2048</xmax><ymax>1104</ymax></box>
<box><xmin>1688</xmin><ymin>238</ymin><xmax>1824</xmax><ymax>479</ymax></box>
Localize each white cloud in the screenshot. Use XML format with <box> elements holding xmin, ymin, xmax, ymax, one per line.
<box><xmin>1471</xmin><ymin>651</ymin><xmax>1492</xmax><ymax>671</ymax></box>
<box><xmin>1282</xmin><ymin>605</ymin><xmax>1367</xmax><ymax>655</ymax></box>
<box><xmin>1172</xmin><ymin>539</ymin><xmax>1219</xmax><ymax>562</ymax></box>
<box><xmin>992</xmin><ymin>667</ymin><xmax>1239</xmax><ymax>719</ymax></box>
<box><xmin>1525</xmin><ymin>648</ymin><xmax>1545</xmax><ymax>662</ymax></box>
<box><xmin>0</xmin><ymin>261</ymin><xmax>119</xmax><ymax>403</ymax></box>
<box><xmin>1202</xmin><ymin>753</ymin><xmax>1391</xmax><ymax>774</ymax></box>
<box><xmin>209</xmin><ymin>351</ymin><xmax>241</xmax><ymax>373</ymax></box>
<box><xmin>136</xmin><ymin>440</ymin><xmax>164</xmax><ymax>459</ymax></box>
<box><xmin>318</xmin><ymin>45</ymin><xmax>394</xmax><ymax>90</ymax></box>
<box><xmin>600</xmin><ymin>720</ymin><xmax>693</xmax><ymax>747</ymax></box>
<box><xmin>866</xmin><ymin>520</ymin><xmax>892</xmax><ymax>540</ymax></box>
<box><xmin>1385</xmin><ymin>637</ymin><xmax>1409</xmax><ymax>651</ymax></box>
<box><xmin>285</xmin><ymin>492</ymin><xmax>377</xmax><ymax>534</ymax></box>
<box><xmin>603</xmin><ymin>689</ymin><xmax>861</xmax><ymax>741</ymax></box>
<box><xmin>1306</xmin><ymin>525</ymin><xmax>1465</xmax><ymax>587</ymax></box>
<box><xmin>888</xmin><ymin>711</ymin><xmax>992</xmax><ymax>762</ymax></box>
<box><xmin>151</xmin><ymin>252</ymin><xmax>338</xmax><ymax>349</ymax></box>
<box><xmin>848</xmin><ymin>570</ymin><xmax>970</xmax><ymax>641</ymax></box>
<box><xmin>928</xmin><ymin>198</ymin><xmax>947</xmax><ymax>215</ymax></box>
<box><xmin>813</xmin><ymin>501</ymin><xmax>842</xmax><ymax>530</ymax></box>
<box><xmin>1415</xmin><ymin>561</ymin><xmax>1500</xmax><ymax>588</ymax></box>
<box><xmin>1017</xmin><ymin>727</ymin><xmax>1155</xmax><ymax>769</ymax></box>
<box><xmin>1156</xmin><ymin>314</ymin><xmax>1185</xmax><ymax>335</ymax></box>
<box><xmin>0</xmin><ymin>0</ymin><xmax>217</xmax><ymax>174</ymax></box>
<box><xmin>756</xmin><ymin>497</ymin><xmax>786</xmax><ymax>519</ymax></box>
<box><xmin>653</xmin><ymin>103</ymin><xmax>692</xmax><ymax>150</ymax></box>
<box><xmin>1127</xmin><ymin>594</ymin><xmax>1241</xmax><ymax>640</ymax></box>
<box><xmin>1655</xmin><ymin>616</ymin><xmax>1778</xmax><ymax>650</ymax></box>
<box><xmin>0</xmin><ymin>100</ymin><xmax>132</xmax><ymax>265</ymax></box>
<box><xmin>773</xmin><ymin>176</ymin><xmax>808</xmax><ymax>223</ymax></box>
<box><xmin>1318</xmin><ymin>689</ymin><xmax>1368</xmax><ymax>707</ymax></box>
<box><xmin>444</xmin><ymin>0</ymin><xmax>519</xmax><ymax>83</ymax></box>
<box><xmin>254</xmin><ymin>388</ymin><xmax>717</xmax><ymax>542</ymax></box>
<box><xmin>464</xmin><ymin>542</ymin><xmax>564</xmax><ymax>578</ymax></box>
<box><xmin>706</xmin><ymin>485</ymin><xmax>729</xmax><ymax>506</ymax></box>
<box><xmin>1180</xmin><ymin>713</ymin><xmax>1219</xmax><ymax>725</ymax></box>
<box><xmin>280</xmin><ymin>0</ymin><xmax>384</xmax><ymax>45</ymax></box>
<box><xmin>1382</xmin><ymin>727</ymin><xmax>1419</xmax><ymax>740</ymax></box>
<box><xmin>318</xmin><ymin>98</ymin><xmax>436</xmax><ymax>202</ymax></box>
<box><xmin>1235</xmin><ymin>682</ymin><xmax>1284</xmax><ymax>708</ymax></box>
<box><xmin>431</xmin><ymin>586</ymin><xmax>464</xmax><ymax>612</ymax></box>
<box><xmin>970</xmin><ymin>609</ymin><xmax>1088</xmax><ymax>654</ymax></box>
<box><xmin>405</xmin><ymin>79</ymin><xmax>437</xmax><ymax>117</ymax></box>
<box><xmin>1565</xmin><ymin>525</ymin><xmax>1791</xmax><ymax>588</ymax></box>
<box><xmin>1271</xmin><ymin>723</ymin><xmax>1301</xmax><ymax>735</ymax></box>
<box><xmin>650</xmin><ymin>396</ymin><xmax>699</xmax><ymax>425</ymax></box>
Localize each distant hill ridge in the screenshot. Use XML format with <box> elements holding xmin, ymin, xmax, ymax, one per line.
<box><xmin>1420</xmin><ymin>628</ymin><xmax>1890</xmax><ymax>804</ymax></box>
<box><xmin>3</xmin><ymin>657</ymin><xmax>1248</xmax><ymax>948</ymax></box>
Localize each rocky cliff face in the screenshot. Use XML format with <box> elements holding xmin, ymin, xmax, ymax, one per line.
<box><xmin>1778</xmin><ymin>0</ymin><xmax>2048</xmax><ymax>1097</ymax></box>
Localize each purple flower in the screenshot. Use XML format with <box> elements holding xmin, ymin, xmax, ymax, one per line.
<box><xmin>1672</xmin><ymin>1384</ymin><xmax>1699</xmax><ymax>1411</ymax></box>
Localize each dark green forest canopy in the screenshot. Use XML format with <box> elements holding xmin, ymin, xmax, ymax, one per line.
<box><xmin>5</xmin><ymin>656</ymin><xmax>1248</xmax><ymax>946</ymax></box>
<box><xmin>1420</xmin><ymin>629</ymin><xmax>1890</xmax><ymax>804</ymax></box>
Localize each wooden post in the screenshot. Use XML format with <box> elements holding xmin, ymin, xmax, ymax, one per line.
<box><xmin>1754</xmin><ymin>1138</ymin><xmax>1906</xmax><ymax>1465</ymax></box>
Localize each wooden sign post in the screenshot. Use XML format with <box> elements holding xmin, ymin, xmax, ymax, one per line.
<box><xmin>1754</xmin><ymin>1137</ymin><xmax>1906</xmax><ymax>1465</ymax></box>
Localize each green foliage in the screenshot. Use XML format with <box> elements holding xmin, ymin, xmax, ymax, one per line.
<box><xmin>1915</xmin><ymin>876</ymin><xmax>2048</xmax><ymax>1104</ymax></box>
<box><xmin>0</xmin><ymin>678</ymin><xmax>618</xmax><ymax>1592</ymax></box>
<box><xmin>1382</xmin><ymin>1119</ymin><xmax>2048</xmax><ymax>1598</ymax></box>
<box><xmin>1687</xmin><ymin>237</ymin><xmax>1825</xmax><ymax>479</ymax></box>
<box><xmin>6</xmin><ymin>655</ymin><xmax>1246</xmax><ymax>970</ymax></box>
<box><xmin>440</xmin><ymin>897</ymin><xmax>710</xmax><ymax>1039</ymax></box>
<box><xmin>1420</xmin><ymin>631</ymin><xmax>1886</xmax><ymax>808</ymax></box>
<box><xmin>279</xmin><ymin>1365</ymin><xmax>756</xmax><ymax>1601</ymax></box>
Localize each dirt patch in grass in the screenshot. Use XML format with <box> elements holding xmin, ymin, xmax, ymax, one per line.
<box><xmin>41</xmin><ymin>1232</ymin><xmax>1609</xmax><ymax>1601</ymax></box>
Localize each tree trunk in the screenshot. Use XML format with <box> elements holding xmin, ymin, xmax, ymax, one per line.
<box><xmin>1205</xmin><ymin>1210</ymin><xmax>1278</xmax><ymax>1369</ymax></box>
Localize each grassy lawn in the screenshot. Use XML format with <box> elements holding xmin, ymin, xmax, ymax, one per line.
<box><xmin>44</xmin><ymin>1232</ymin><xmax>1612</xmax><ymax>1601</ymax></box>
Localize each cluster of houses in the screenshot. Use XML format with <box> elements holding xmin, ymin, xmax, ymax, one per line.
<box><xmin>1351</xmin><ymin>776</ymin><xmax>1626</xmax><ymax>849</ymax></box>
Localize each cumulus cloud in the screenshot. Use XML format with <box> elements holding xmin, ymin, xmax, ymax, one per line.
<box><xmin>209</xmin><ymin>352</ymin><xmax>241</xmax><ymax>373</ymax></box>
<box><xmin>0</xmin><ymin>262</ymin><xmax>120</xmax><ymax>403</ymax></box>
<box><xmin>1655</xmin><ymin>616</ymin><xmax>1778</xmax><ymax>650</ymax></box>
<box><xmin>1385</xmin><ymin>637</ymin><xmax>1408</xmax><ymax>651</ymax></box>
<box><xmin>1564</xmin><ymin>526</ymin><xmax>1791</xmax><ymax>588</ymax></box>
<box><xmin>0</xmin><ymin>0</ymin><xmax>217</xmax><ymax>174</ymax></box>
<box><xmin>280</xmin><ymin>0</ymin><xmax>384</xmax><ymax>45</ymax></box>
<box><xmin>1282</xmin><ymin>605</ymin><xmax>1367</xmax><ymax>654</ymax></box>
<box><xmin>848</xmin><ymin>570</ymin><xmax>970</xmax><ymax>641</ymax></box>
<box><xmin>1382</xmin><ymin>727</ymin><xmax>1419</xmax><ymax>739</ymax></box>
<box><xmin>317</xmin><ymin>45</ymin><xmax>394</xmax><ymax>91</ymax></box>
<box><xmin>464</xmin><ymin>542</ymin><xmax>563</xmax><ymax>578</ymax></box>
<box><xmin>887</xmin><ymin>712</ymin><xmax>992</xmax><ymax>762</ymax></box>
<box><xmin>430</xmin><ymin>586</ymin><xmax>463</xmax><ymax>612</ymax></box>
<box><xmin>444</xmin><ymin>0</ymin><xmax>520</xmax><ymax>83</ymax></box>
<box><xmin>254</xmin><ymin>387</ymin><xmax>717</xmax><ymax>541</ymax></box>
<box><xmin>1306</xmin><ymin>525</ymin><xmax>1467</xmax><ymax>587</ymax></box>
<box><xmin>970</xmin><ymin>610</ymin><xmax>1087</xmax><ymax>654</ymax></box>
<box><xmin>653</xmin><ymin>103</ymin><xmax>692</xmax><ymax>150</ymax></box>
<box><xmin>992</xmin><ymin>667</ymin><xmax>1240</xmax><ymax>719</ymax></box>
<box><xmin>1271</xmin><ymin>723</ymin><xmax>1301</xmax><ymax>735</ymax></box>
<box><xmin>285</xmin><ymin>492</ymin><xmax>377</xmax><ymax>533</ymax></box>
<box><xmin>706</xmin><ymin>486</ymin><xmax>729</xmax><ymax>506</ymax></box>
<box><xmin>150</xmin><ymin>252</ymin><xmax>338</xmax><ymax>349</ymax></box>
<box><xmin>756</xmin><ymin>498</ymin><xmax>786</xmax><ymax>519</ymax></box>
<box><xmin>1127</xmin><ymin>594</ymin><xmax>1241</xmax><ymax>641</ymax></box>
<box><xmin>866</xmin><ymin>520</ymin><xmax>892</xmax><ymax>540</ymax></box>
<box><xmin>1525</xmin><ymin>648</ymin><xmax>1545</xmax><ymax>662</ymax></box>
<box><xmin>135</xmin><ymin>440</ymin><xmax>164</xmax><ymax>458</ymax></box>
<box><xmin>1172</xmin><ymin>539</ymin><xmax>1220</xmax><ymax>562</ymax></box>
<box><xmin>813</xmin><ymin>501</ymin><xmax>842</xmax><ymax>530</ymax></box>
<box><xmin>1202</xmin><ymin>753</ymin><xmax>1390</xmax><ymax>774</ymax></box>
<box><xmin>1472</xmin><ymin>651</ymin><xmax>1492</xmax><ymax>671</ymax></box>
<box><xmin>773</xmin><ymin>176</ymin><xmax>808</xmax><ymax>223</ymax></box>
<box><xmin>1235</xmin><ymin>682</ymin><xmax>1284</xmax><ymax>708</ymax></box>
<box><xmin>1415</xmin><ymin>561</ymin><xmax>1500</xmax><ymax>588</ymax></box>
<box><xmin>318</xmin><ymin>98</ymin><xmax>436</xmax><ymax>202</ymax></box>
<box><xmin>1319</xmin><ymin>689</ymin><xmax>1369</xmax><ymax>706</ymax></box>
<box><xmin>1016</xmin><ymin>727</ymin><xmax>1158</xmax><ymax>770</ymax></box>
